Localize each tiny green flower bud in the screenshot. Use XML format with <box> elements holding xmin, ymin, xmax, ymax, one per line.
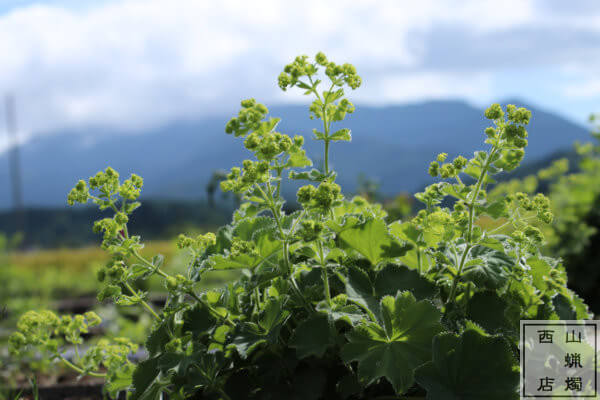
<box><xmin>297</xmin><ymin>185</ymin><xmax>316</xmax><ymax>204</ymax></box>
<box><xmin>484</xmin><ymin>103</ymin><xmax>504</xmax><ymax>120</ymax></box>
<box><xmin>452</xmin><ymin>156</ymin><xmax>467</xmax><ymax>170</ymax></box>
<box><xmin>439</xmin><ymin>163</ymin><xmax>456</xmax><ymax>179</ymax></box>
<box><xmin>524</xmin><ymin>226</ymin><xmax>544</xmax><ymax>244</ymax></box>
<box><xmin>315</xmin><ymin>51</ymin><xmax>328</xmax><ymax>66</ymax></box>
<box><xmin>115</xmin><ymin>212</ymin><xmax>128</xmax><ymax>226</ymax></box>
<box><xmin>166</xmin><ymin>276</ymin><xmax>178</xmax><ymax>290</ymax></box>
<box><xmin>538</xmin><ymin>211</ymin><xmax>554</xmax><ymax>224</ymax></box>
<box><xmin>485</xmin><ymin>127</ymin><xmax>496</xmax><ymax>138</ymax></box>
<box><xmin>436</xmin><ymin>153</ymin><xmax>448</xmax><ymax>162</ymax></box>
<box><xmin>428</xmin><ymin>161</ymin><xmax>440</xmax><ymax>177</ymax></box>
<box><xmin>240</xmin><ymin>98</ymin><xmax>256</xmax><ymax>108</ymax></box>
<box><xmin>278</xmin><ymin>72</ymin><xmax>291</xmax><ymax>90</ymax></box>
<box><xmin>513</xmin><ymin>137</ymin><xmax>528</xmax><ymax>148</ymax></box>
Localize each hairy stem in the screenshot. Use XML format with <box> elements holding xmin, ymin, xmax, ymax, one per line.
<box><xmin>124</xmin><ymin>282</ymin><xmax>160</xmax><ymax>320</ymax></box>
<box><xmin>446</xmin><ymin>146</ymin><xmax>497</xmax><ymax>306</ymax></box>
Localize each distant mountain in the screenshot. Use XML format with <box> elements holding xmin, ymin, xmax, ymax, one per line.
<box><xmin>0</xmin><ymin>99</ymin><xmax>591</xmax><ymax>209</ymax></box>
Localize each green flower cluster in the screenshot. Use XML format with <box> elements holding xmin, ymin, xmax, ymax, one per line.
<box><xmin>9</xmin><ymin>310</ymin><xmax>102</xmax><ymax>355</ymax></box>
<box><xmin>278</xmin><ymin>52</ymin><xmax>362</xmax><ymax>92</ymax></box>
<box><xmin>81</xmin><ymin>337</ymin><xmax>138</xmax><ymax>378</ymax></box>
<box><xmin>67</xmin><ymin>179</ymin><xmax>90</xmax><ymax>205</ymax></box>
<box><xmin>9</xmin><ymin>309</ymin><xmax>136</xmax><ymax>397</ymax></box>
<box><xmin>225</xmin><ymin>99</ymin><xmax>269</xmax><ymax>137</ymax></box>
<box><xmin>297</xmin><ymin>220</ymin><xmax>324</xmax><ymax>242</ymax></box>
<box><xmin>176</xmin><ymin>232</ymin><xmax>217</xmax><ymax>252</ymax></box>
<box><xmin>506</xmin><ymin>192</ymin><xmax>553</xmax><ymax>224</ymax></box>
<box><xmin>244</xmin><ymin>130</ymin><xmax>303</xmax><ymax>161</ymax></box>
<box><xmin>510</xmin><ymin>225</ymin><xmax>545</xmax><ymax>251</ymax></box>
<box><xmin>297</xmin><ymin>182</ymin><xmax>342</xmax><ymax>211</ymax></box>
<box><xmin>310</xmin><ymin>98</ymin><xmax>356</xmax><ymax>123</ymax></box>
<box><xmin>428</xmin><ymin>154</ymin><xmax>468</xmax><ymax>178</ymax></box>
<box><xmin>484</xmin><ymin>103</ymin><xmax>532</xmax><ymax>172</ymax></box>
<box><xmin>220</xmin><ymin>160</ymin><xmax>270</xmax><ymax>194</ymax></box>
<box><xmin>66</xmin><ymin>168</ymin><xmax>144</xmax><ymax>252</ymax></box>
<box><xmin>96</xmin><ymin>262</ymin><xmax>127</xmax><ymax>285</ymax></box>
<box><xmin>230</xmin><ymin>238</ymin><xmax>259</xmax><ymax>258</ymax></box>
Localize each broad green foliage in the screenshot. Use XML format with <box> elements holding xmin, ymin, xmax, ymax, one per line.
<box><xmin>414</xmin><ymin>329</ymin><xmax>519</xmax><ymax>400</ymax></box>
<box><xmin>341</xmin><ymin>292</ymin><xmax>442</xmax><ymax>393</ymax></box>
<box><xmin>10</xmin><ymin>53</ymin><xmax>591</xmax><ymax>399</ymax></box>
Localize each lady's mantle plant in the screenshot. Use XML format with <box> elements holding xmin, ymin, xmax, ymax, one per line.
<box><xmin>10</xmin><ymin>53</ymin><xmax>591</xmax><ymax>399</ymax></box>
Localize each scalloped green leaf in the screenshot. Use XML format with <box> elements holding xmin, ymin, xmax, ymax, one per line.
<box><xmin>552</xmin><ymin>293</ymin><xmax>577</xmax><ymax>320</ymax></box>
<box><xmin>374</xmin><ymin>263</ymin><xmax>437</xmax><ymax>300</ymax></box>
<box><xmin>341</xmin><ymin>292</ymin><xmax>442</xmax><ymax>394</ymax></box>
<box><xmin>466</xmin><ymin>291</ymin><xmax>512</xmax><ymax>334</ymax></box>
<box><xmin>131</xmin><ymin>357</ymin><xmax>167</xmax><ymax>400</ymax></box>
<box><xmin>461</xmin><ymin>245</ymin><xmax>513</xmax><ymax>289</ymax></box>
<box><xmin>182</xmin><ymin>304</ymin><xmax>218</xmax><ymax>340</ymax></box>
<box><xmin>414</xmin><ymin>330</ymin><xmax>519</xmax><ymax>400</ymax></box>
<box><xmin>344</xmin><ymin>265</ymin><xmax>378</xmax><ymax>314</ymax></box>
<box><xmin>339</xmin><ymin>219</ymin><xmax>412</xmax><ymax>265</ymax></box>
<box><xmin>290</xmin><ymin>314</ymin><xmax>336</xmax><ymax>359</ymax></box>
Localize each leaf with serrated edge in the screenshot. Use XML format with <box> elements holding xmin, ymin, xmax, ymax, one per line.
<box><xmin>341</xmin><ymin>291</ymin><xmax>442</xmax><ymax>394</ymax></box>
<box><xmin>339</xmin><ymin>219</ymin><xmax>411</xmax><ymax>265</ymax></box>
<box><xmin>290</xmin><ymin>314</ymin><xmax>336</xmax><ymax>359</ymax></box>
<box><xmin>374</xmin><ymin>263</ymin><xmax>437</xmax><ymax>300</ymax></box>
<box><xmin>414</xmin><ymin>329</ymin><xmax>519</xmax><ymax>400</ymax></box>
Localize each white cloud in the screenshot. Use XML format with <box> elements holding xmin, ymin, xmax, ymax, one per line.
<box><xmin>0</xmin><ymin>0</ymin><xmax>597</xmax><ymax>139</ymax></box>
<box><xmin>563</xmin><ymin>79</ymin><xmax>600</xmax><ymax>99</ymax></box>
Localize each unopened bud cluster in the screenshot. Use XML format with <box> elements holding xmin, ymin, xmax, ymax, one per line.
<box><xmin>428</xmin><ymin>155</ymin><xmax>468</xmax><ymax>178</ymax></box>
<box><xmin>225</xmin><ymin>99</ymin><xmax>269</xmax><ymax>138</ymax></box>
<box><xmin>221</xmin><ymin>160</ymin><xmax>270</xmax><ymax>194</ymax></box>
<box><xmin>297</xmin><ymin>182</ymin><xmax>342</xmax><ymax>211</ymax></box>
<box><xmin>278</xmin><ymin>53</ymin><xmax>362</xmax><ymax>92</ymax></box>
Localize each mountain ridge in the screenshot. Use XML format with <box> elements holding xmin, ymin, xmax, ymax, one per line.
<box><xmin>0</xmin><ymin>99</ymin><xmax>590</xmax><ymax>209</ymax></box>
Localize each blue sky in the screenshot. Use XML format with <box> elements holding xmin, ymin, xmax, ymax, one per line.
<box><xmin>0</xmin><ymin>0</ymin><xmax>598</xmax><ymax>147</ymax></box>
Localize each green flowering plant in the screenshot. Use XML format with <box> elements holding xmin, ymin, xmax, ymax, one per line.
<box><xmin>9</xmin><ymin>310</ymin><xmax>137</xmax><ymax>398</ymax></box>
<box><xmin>10</xmin><ymin>53</ymin><xmax>590</xmax><ymax>399</ymax></box>
<box><xmin>489</xmin><ymin>112</ymin><xmax>600</xmax><ymax>312</ymax></box>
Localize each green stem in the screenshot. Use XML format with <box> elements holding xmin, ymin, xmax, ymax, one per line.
<box><xmin>317</xmin><ymin>241</ymin><xmax>331</xmax><ymax>305</ymax></box>
<box><xmin>289</xmin><ymin>209</ymin><xmax>307</xmax><ymax>235</ymax></box>
<box><xmin>58</xmin><ymin>354</ymin><xmax>106</xmax><ymax>378</ymax></box>
<box><xmin>124</xmin><ymin>282</ymin><xmax>160</xmax><ymax>320</ymax></box>
<box><xmin>446</xmin><ymin>146</ymin><xmax>497</xmax><ymax>306</ymax></box>
<box><xmin>324</xmin><ymin>140</ymin><xmax>330</xmax><ymax>175</ymax></box>
<box><xmin>185</xmin><ymin>289</ymin><xmax>236</xmax><ymax>327</ymax></box>
<box><xmin>255</xmin><ymin>183</ymin><xmax>312</xmax><ymax>312</ymax></box>
<box><xmin>445</xmin><ymin>244</ymin><xmax>471</xmax><ymax>305</ymax></box>
<box><xmin>132</xmin><ymin>250</ymin><xmax>171</xmax><ymax>279</ymax></box>
<box><xmin>275</xmin><ymin>166</ymin><xmax>283</xmax><ymax>198</ymax></box>
<box><xmin>254</xmin><ymin>288</ymin><xmax>261</xmax><ymax>310</ymax></box>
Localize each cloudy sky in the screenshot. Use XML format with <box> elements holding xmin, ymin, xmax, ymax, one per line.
<box><xmin>0</xmin><ymin>0</ymin><xmax>599</xmax><ymax>148</ymax></box>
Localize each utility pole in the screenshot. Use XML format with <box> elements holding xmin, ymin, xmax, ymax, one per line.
<box><xmin>5</xmin><ymin>94</ymin><xmax>25</xmax><ymax>236</ymax></box>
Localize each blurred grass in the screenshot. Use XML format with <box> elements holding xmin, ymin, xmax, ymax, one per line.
<box><xmin>0</xmin><ymin>239</ymin><xmax>239</xmax><ymax>336</ymax></box>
